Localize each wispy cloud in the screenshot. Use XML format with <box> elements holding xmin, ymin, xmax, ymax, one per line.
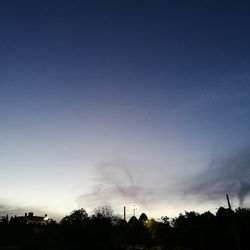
<box><xmin>77</xmin><ymin>144</ymin><xmax>250</xmax><ymax>216</ymax></box>
<box><xmin>0</xmin><ymin>200</ymin><xmax>28</xmax><ymax>216</ymax></box>
<box><xmin>170</xmin><ymin>71</ymin><xmax>250</xmax><ymax>116</ymax></box>
<box><xmin>77</xmin><ymin>160</ymin><xmax>172</xmax><ymax>211</ymax></box>
<box><xmin>0</xmin><ymin>200</ymin><xmax>57</xmax><ymax>219</ymax></box>
<box><xmin>186</xmin><ymin>145</ymin><xmax>250</xmax><ymax>206</ymax></box>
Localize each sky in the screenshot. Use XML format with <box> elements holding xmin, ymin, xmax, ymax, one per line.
<box><xmin>1</xmin><ymin>0</ymin><xmax>250</xmax><ymax>221</ymax></box>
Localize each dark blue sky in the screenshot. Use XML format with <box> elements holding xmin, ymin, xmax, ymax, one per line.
<box><xmin>1</xmin><ymin>1</ymin><xmax>250</xmax><ymax>219</ymax></box>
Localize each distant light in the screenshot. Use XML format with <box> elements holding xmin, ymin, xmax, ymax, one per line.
<box><xmin>131</xmin><ymin>204</ymin><xmax>137</xmax><ymax>216</ymax></box>
<box><xmin>131</xmin><ymin>204</ymin><xmax>137</xmax><ymax>210</ymax></box>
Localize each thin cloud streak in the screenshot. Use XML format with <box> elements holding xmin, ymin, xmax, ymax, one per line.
<box><xmin>0</xmin><ymin>200</ymin><xmax>30</xmax><ymax>217</ymax></box>
<box><xmin>77</xmin><ymin>160</ymin><xmax>199</xmax><ymax>218</ymax></box>
<box><xmin>77</xmin><ymin>160</ymin><xmax>174</xmax><ymax>210</ymax></box>
<box><xmin>77</xmin><ymin>145</ymin><xmax>250</xmax><ymax>216</ymax></box>
<box><xmin>186</xmin><ymin>145</ymin><xmax>250</xmax><ymax>206</ymax></box>
<box><xmin>0</xmin><ymin>200</ymin><xmax>61</xmax><ymax>221</ymax></box>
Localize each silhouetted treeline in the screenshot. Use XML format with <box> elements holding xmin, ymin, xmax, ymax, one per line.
<box><xmin>0</xmin><ymin>206</ymin><xmax>250</xmax><ymax>250</ymax></box>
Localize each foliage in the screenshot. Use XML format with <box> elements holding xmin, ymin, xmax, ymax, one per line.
<box><xmin>0</xmin><ymin>206</ymin><xmax>250</xmax><ymax>249</ymax></box>
<box><xmin>60</xmin><ymin>208</ymin><xmax>88</xmax><ymax>226</ymax></box>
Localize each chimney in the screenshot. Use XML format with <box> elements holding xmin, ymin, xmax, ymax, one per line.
<box><xmin>25</xmin><ymin>213</ymin><xmax>27</xmax><ymax>217</ymax></box>
<box><xmin>28</xmin><ymin>212</ymin><xmax>33</xmax><ymax>217</ymax></box>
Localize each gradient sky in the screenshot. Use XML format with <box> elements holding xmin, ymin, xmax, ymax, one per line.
<box><xmin>1</xmin><ymin>0</ymin><xmax>250</xmax><ymax>220</ymax></box>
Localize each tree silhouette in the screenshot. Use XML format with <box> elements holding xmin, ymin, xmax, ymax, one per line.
<box><xmin>1</xmin><ymin>205</ymin><xmax>250</xmax><ymax>250</ymax></box>
<box><xmin>60</xmin><ymin>208</ymin><xmax>88</xmax><ymax>226</ymax></box>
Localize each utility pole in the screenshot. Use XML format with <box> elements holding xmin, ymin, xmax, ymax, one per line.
<box><xmin>123</xmin><ymin>206</ymin><xmax>126</xmax><ymax>221</ymax></box>
<box><xmin>226</xmin><ymin>194</ymin><xmax>241</xmax><ymax>250</ymax></box>
<box><xmin>226</xmin><ymin>194</ymin><xmax>232</xmax><ymax>210</ymax></box>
